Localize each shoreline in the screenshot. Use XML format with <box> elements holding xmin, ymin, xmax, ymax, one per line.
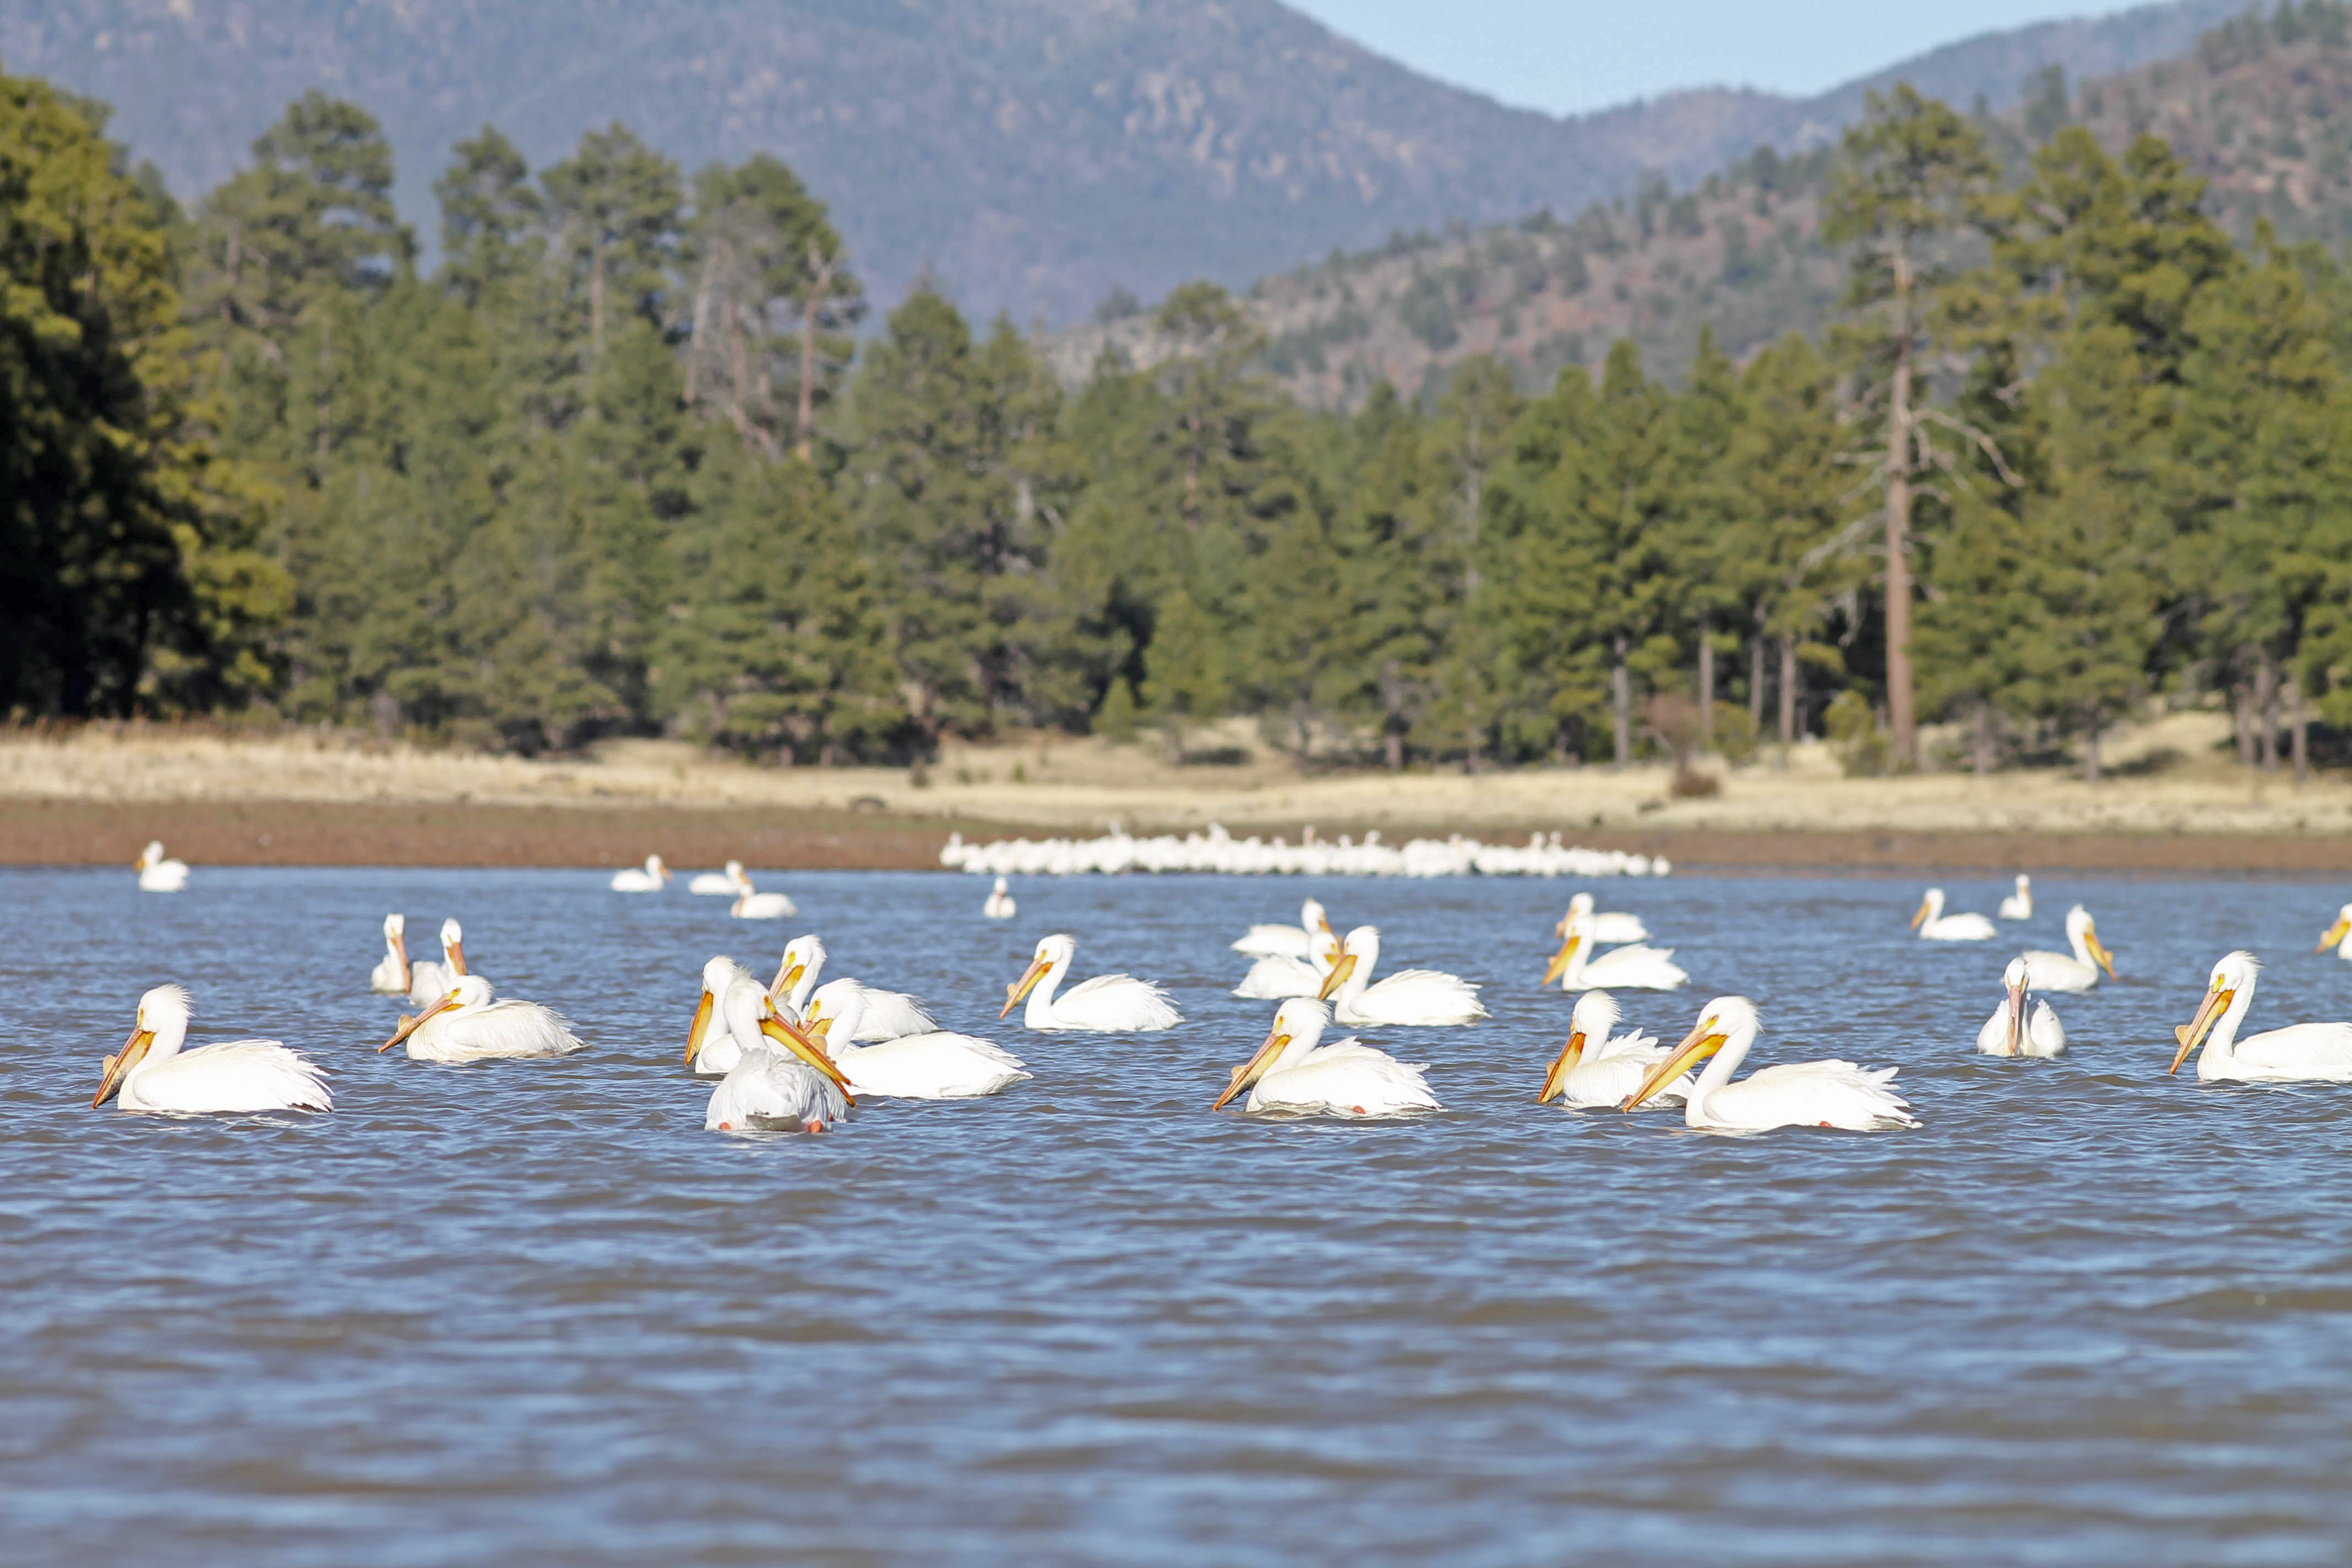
<box><xmin>8</xmin><ymin>797</ymin><xmax>2350</xmax><ymax>876</ymax></box>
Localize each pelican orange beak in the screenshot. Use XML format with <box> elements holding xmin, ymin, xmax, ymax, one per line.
<box><xmin>758</xmin><ymin>1006</ymin><xmax>855</xmax><ymax>1102</ymax></box>
<box><xmin>772</xmin><ymin>961</ymin><xmax>805</xmax><ymax>1001</ymax></box>
<box><xmin>1315</xmin><ymin>951</ymin><xmax>1359</xmax><ymax>1001</ymax></box>
<box><xmin>2170</xmin><ymin>981</ymin><xmax>2234</xmax><ymax>1075</ymax></box>
<box><xmin>2318</xmin><ymin>917</ymin><xmax>2350</xmax><ymax>954</ymax></box>
<box><xmin>1908</xmin><ymin>897</ymin><xmax>1931</xmax><ymax>931</ymax></box>
<box><xmin>685</xmin><ymin>988</ymin><xmax>715</xmax><ymax>1067</ymax></box>
<box><xmin>2084</xmin><ymin>923</ymin><xmax>2116</xmax><ymax>980</ymax></box>
<box><xmin>1001</xmin><ymin>955</ymin><xmax>1051</xmax><ymax>1018</ymax></box>
<box><xmin>1537</xmin><ymin>1030</ymin><xmax>1587</xmax><ymax>1103</ymax></box>
<box><xmin>92</xmin><ymin>1023</ymin><xmax>156</xmax><ymax>1107</ymax></box>
<box><xmin>1214</xmin><ymin>1018</ymin><xmax>1292</xmax><ymax>1110</ymax></box>
<box><xmin>1623</xmin><ymin>1016</ymin><xmax>1725</xmax><ymax>1111</ymax></box>
<box><xmin>2005</xmin><ymin>975</ymin><xmax>2027</xmax><ymax>1056</ymax></box>
<box><xmin>447</xmin><ymin>937</ymin><xmax>467</xmax><ymax>977</ymax></box>
<box><xmin>1542</xmin><ymin>933</ymin><xmax>1581</xmax><ymax>987</ymax></box>
<box><xmin>384</xmin><ymin>989</ymin><xmax>463</xmax><ymax>1052</ymax></box>
<box><xmin>391</xmin><ymin>931</ymin><xmax>410</xmax><ymax>983</ymax></box>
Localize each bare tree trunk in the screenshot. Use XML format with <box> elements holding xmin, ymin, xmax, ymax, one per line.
<box><xmin>1696</xmin><ymin>623</ymin><xmax>1714</xmax><ymax>752</ymax></box>
<box><xmin>1611</xmin><ymin>636</ymin><xmax>1632</xmax><ymax>769</ymax></box>
<box><xmin>1777</xmin><ymin>636</ymin><xmax>1797</xmax><ymax>766</ymax></box>
<box><xmin>2257</xmin><ymin>653</ymin><xmax>2280</xmax><ymax>772</ymax></box>
<box><xmin>1749</xmin><ymin>630</ymin><xmax>1765</xmax><ymax>733</ymax></box>
<box><xmin>2233</xmin><ymin>673</ymin><xmax>2256</xmax><ymax>767</ymax></box>
<box><xmin>1973</xmin><ymin>699</ymin><xmax>1992</xmax><ymax>778</ymax></box>
<box><xmin>2293</xmin><ymin>672</ymin><xmax>2310</xmax><ymax>785</ymax></box>
<box><xmin>2083</xmin><ymin>712</ymin><xmax>2101</xmax><ymax>783</ymax></box>
<box><xmin>1381</xmin><ymin>659</ymin><xmax>1404</xmax><ymax>771</ymax></box>
<box><xmin>1883</xmin><ymin>254</ymin><xmax>1918</xmax><ymax>770</ymax></box>
<box><xmin>796</xmin><ymin>245</ymin><xmax>835</xmax><ymax>461</ymax></box>
<box><xmin>685</xmin><ymin>250</ymin><xmax>718</xmax><ymax>403</ymax></box>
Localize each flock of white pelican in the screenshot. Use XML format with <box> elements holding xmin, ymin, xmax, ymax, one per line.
<box><xmin>91</xmin><ymin>848</ymin><xmax>2352</xmax><ymax>1127</ymax></box>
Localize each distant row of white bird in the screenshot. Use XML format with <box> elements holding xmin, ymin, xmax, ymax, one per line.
<box><xmin>939</xmin><ymin>826</ymin><xmax>1668</xmax><ymax>880</ymax></box>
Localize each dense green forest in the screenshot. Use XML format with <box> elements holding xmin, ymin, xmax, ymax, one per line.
<box><xmin>8</xmin><ymin>20</ymin><xmax>2352</xmax><ymax>778</ymax></box>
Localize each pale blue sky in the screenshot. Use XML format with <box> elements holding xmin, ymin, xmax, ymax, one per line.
<box><xmin>1285</xmin><ymin>0</ymin><xmax>2149</xmax><ymax>115</ymax></box>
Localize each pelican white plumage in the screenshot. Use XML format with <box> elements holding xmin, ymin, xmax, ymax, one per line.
<box><xmin>703</xmin><ymin>973</ymin><xmax>854</xmax><ymax>1133</ymax></box>
<box><xmin>769</xmin><ymin>935</ymin><xmax>934</xmax><ymax>1041</ymax></box>
<box><xmin>983</xmin><ymin>876</ymin><xmax>1017</xmax><ymax>919</ymax></box>
<box><xmin>1544</xmin><ymin>912</ymin><xmax>1687</xmax><ymax>992</ymax></box>
<box><xmin>1623</xmin><ymin>995</ymin><xmax>1918</xmax><ymax>1133</ymax></box>
<box><xmin>685</xmin><ymin>955</ymin><xmax>753</xmax><ymax>1074</ymax></box>
<box><xmin>1537</xmin><ymin>989</ymin><xmax>1693</xmax><ymax>1108</ymax></box>
<box><xmin>730</xmin><ymin>876</ymin><xmax>796</xmax><ymax>919</ymax></box>
<box><xmin>382</xmin><ymin>974</ymin><xmax>583</xmax><ymax>1062</ymax></box>
<box><xmin>1910</xmin><ymin>888</ymin><xmax>1996</xmax><ymax>941</ymax></box>
<box><xmin>406</xmin><ymin>917</ymin><xmax>469</xmax><ymax>1006</ymax></box>
<box><xmin>802</xmin><ymin>987</ymin><xmax>1030</xmax><ymax>1099</ymax></box>
<box><xmin>1001</xmin><ymin>934</ymin><xmax>1182</xmax><ymax>1032</ymax></box>
<box><xmin>1317</xmin><ymin>925</ymin><xmax>1487</xmax><ymax>1027</ymax></box>
<box><xmin>1232</xmin><ymin>898</ymin><xmax>1334</xmax><ymax>959</ymax></box>
<box><xmin>1212</xmin><ymin>998</ymin><xmax>1439</xmax><ymax>1116</ymax></box>
<box><xmin>369</xmin><ymin>913</ymin><xmax>411</xmax><ymax>994</ymax></box>
<box><xmin>1232</xmin><ymin>930</ymin><xmax>1337</xmax><ymax>1000</ymax></box>
<box><xmin>611</xmin><ymin>854</ymin><xmax>670</xmax><ymax>892</ymax></box>
<box><xmin>134</xmin><ymin>841</ymin><xmax>188</xmax><ymax>891</ymax></box>
<box><xmin>689</xmin><ymin>859</ymin><xmax>748</xmax><ymax>896</ymax></box>
<box><xmin>2019</xmin><ymin>905</ymin><xmax>2117</xmax><ymax>993</ymax></box>
<box><xmin>91</xmin><ymin>985</ymin><xmax>330</xmax><ymax>1114</ymax></box>
<box><xmin>2316</xmin><ymin>903</ymin><xmax>2352</xmax><ymax>959</ymax></box>
<box><xmin>2170</xmin><ymin>950</ymin><xmax>2352</xmax><ymax>1082</ymax></box>
<box><xmin>1999</xmin><ymin>874</ymin><xmax>2034</xmax><ymax>921</ymax></box>
<box><xmin>1557</xmin><ymin>891</ymin><xmax>1647</xmax><ymax>946</ymax></box>
<box><xmin>1977</xmin><ymin>957</ymin><xmax>2065</xmax><ymax>1057</ymax></box>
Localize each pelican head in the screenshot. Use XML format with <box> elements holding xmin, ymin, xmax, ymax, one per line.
<box><xmin>1539</xmin><ymin>989</ymin><xmax>1620</xmax><ymax>1103</ymax></box>
<box><xmin>1623</xmin><ymin>994</ymin><xmax>1757</xmax><ymax>1110</ymax></box>
<box><xmin>647</xmin><ymin>854</ymin><xmax>671</xmax><ymax>882</ymax></box>
<box><xmin>1555</xmin><ymin>890</ymin><xmax>1599</xmax><ymax>938</ymax></box>
<box><xmin>1002</xmin><ymin>933</ymin><xmax>1077</xmax><ymax>1017</ymax></box>
<box><xmin>1300</xmin><ymin>897</ymin><xmax>1333</xmax><ymax>938</ymax></box>
<box><xmin>383</xmin><ymin>973</ymin><xmax>494</xmax><ymax>1051</ymax></box>
<box><xmin>1909</xmin><ymin>888</ymin><xmax>1946</xmax><ymax>930</ymax></box>
<box><xmin>134</xmin><ymin>840</ymin><xmax>166</xmax><ymax>870</ymax></box>
<box><xmin>1543</xmin><ymin>913</ymin><xmax>1589</xmax><ymax>986</ymax></box>
<box><xmin>94</xmin><ymin>983</ymin><xmax>192</xmax><ymax>1107</ymax></box>
<box><xmin>688</xmin><ymin>955</ymin><xmax>743</xmax><ymax>1065</ymax></box>
<box><xmin>1999</xmin><ymin>956</ymin><xmax>2030</xmax><ymax>1055</ymax></box>
<box><xmin>772</xmin><ymin>934</ymin><xmax>825</xmax><ymax>1003</ymax></box>
<box><xmin>2172</xmin><ymin>950</ymin><xmax>2259</xmax><ymax>1074</ymax></box>
<box><xmin>384</xmin><ymin>912</ymin><xmax>406</xmax><ymax>939</ymax></box>
<box><xmin>740</xmin><ymin>976</ymin><xmax>852</xmax><ymax>1097</ymax></box>
<box><xmin>2318</xmin><ymin>903</ymin><xmax>2352</xmax><ymax>953</ymax></box>
<box><xmin>725</xmin><ymin>859</ymin><xmax>744</xmax><ymax>878</ymax></box>
<box><xmin>1315</xmin><ymin>926</ymin><xmax>1379</xmax><ymax>1001</ymax></box>
<box><xmin>1215</xmin><ymin>997</ymin><xmax>1329</xmax><ymax>1109</ymax></box>
<box><xmin>2065</xmin><ymin>904</ymin><xmax>2116</xmax><ymax>978</ymax></box>
<box><xmin>437</xmin><ymin>917</ymin><xmax>466</xmax><ymax>975</ymax></box>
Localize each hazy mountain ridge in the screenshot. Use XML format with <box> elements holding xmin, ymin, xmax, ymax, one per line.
<box><xmin>2</xmin><ymin>0</ymin><xmax>2249</xmax><ymax>324</ymax></box>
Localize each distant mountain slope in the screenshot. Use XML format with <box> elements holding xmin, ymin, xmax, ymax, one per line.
<box><xmin>1</xmin><ymin>0</ymin><xmax>2247</xmax><ymax>324</ymax></box>
<box><xmin>1048</xmin><ymin>6</ymin><xmax>2352</xmax><ymax>406</ymax></box>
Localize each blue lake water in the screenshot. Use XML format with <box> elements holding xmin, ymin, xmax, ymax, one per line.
<box><xmin>4</xmin><ymin>865</ymin><xmax>2350</xmax><ymax>1565</ymax></box>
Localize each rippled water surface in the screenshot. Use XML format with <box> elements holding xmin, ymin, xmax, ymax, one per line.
<box><xmin>7</xmin><ymin>867</ymin><xmax>2352</xmax><ymax>1565</ymax></box>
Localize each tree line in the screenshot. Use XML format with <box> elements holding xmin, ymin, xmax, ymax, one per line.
<box><xmin>7</xmin><ymin>62</ymin><xmax>2352</xmax><ymax>778</ymax></box>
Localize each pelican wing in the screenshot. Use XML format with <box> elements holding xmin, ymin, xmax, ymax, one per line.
<box><xmin>706</xmin><ymin>1050</ymin><xmax>850</xmax><ymax>1130</ymax></box>
<box><xmin>121</xmin><ymin>1040</ymin><xmax>331</xmax><ymax>1114</ymax></box>
<box><xmin>369</xmin><ymin>955</ymin><xmax>409</xmax><ymax>994</ymax></box>
<box><xmin>1707</xmin><ymin>1061</ymin><xmax>1916</xmax><ymax>1132</ymax></box>
<box><xmin>1589</xmin><ymin>1025</ymin><xmax>1659</xmax><ymax>1062</ymax></box>
<box><xmin>1232</xmin><ymin>924</ymin><xmax>1314</xmax><ymax>959</ymax></box>
<box><xmin>1921</xmin><ymin>914</ymin><xmax>1998</xmax><ymax>941</ymax></box>
<box><xmin>1591</xmin><ymin>912</ymin><xmax>1649</xmax><ymax>944</ymax></box>
<box><xmin>2230</xmin><ymin>1022</ymin><xmax>2352</xmax><ymax>1081</ymax></box>
<box><xmin>840</xmin><ymin>1032</ymin><xmax>1030</xmax><ymax>1098</ymax></box>
<box><xmin>843</xmin><ymin>986</ymin><xmax>937</xmax><ymax>1042</ymax></box>
<box><xmin>2024</xmin><ymin>1001</ymin><xmax>2066</xmax><ymax>1057</ymax></box>
<box><xmin>1248</xmin><ymin>1041</ymin><xmax>1439</xmax><ymax>1115</ymax></box>
<box><xmin>406</xmin><ymin>960</ymin><xmax>454</xmax><ymax>1006</ymax></box>
<box><xmin>1347</xmin><ymin>969</ymin><xmax>1488</xmax><ymax>1026</ymax></box>
<box><xmin>1578</xmin><ymin>945</ymin><xmax>1687</xmax><ymax>992</ymax></box>
<box><xmin>2018</xmin><ymin>951</ymin><xmax>2098</xmax><ymax>993</ymax></box>
<box><xmin>1555</xmin><ymin>1044</ymin><xmax>1690</xmax><ymax>1109</ymax></box>
<box><xmin>1232</xmin><ymin>955</ymin><xmax>1324</xmax><ymax>999</ymax></box>
<box><xmin>413</xmin><ymin>999</ymin><xmax>584</xmax><ymax>1061</ymax></box>
<box><xmin>1054</xmin><ymin>973</ymin><xmax>1182</xmax><ymax>1031</ymax></box>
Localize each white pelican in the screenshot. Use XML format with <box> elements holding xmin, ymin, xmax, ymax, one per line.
<box><xmin>611</xmin><ymin>854</ymin><xmax>670</xmax><ymax>892</ymax></box>
<box><xmin>1910</xmin><ymin>888</ymin><xmax>1996</xmax><ymax>941</ymax></box>
<box><xmin>769</xmin><ymin>935</ymin><xmax>934</xmax><ymax>1040</ymax></box>
<box><xmin>1545</xmin><ymin>912</ymin><xmax>1686</xmax><ymax>992</ymax></box>
<box><xmin>2316</xmin><ymin>904</ymin><xmax>2352</xmax><ymax>959</ymax></box>
<box><xmin>1624</xmin><ymin>995</ymin><xmax>1918</xmax><ymax>1133</ymax></box>
<box><xmin>406</xmin><ymin>917</ymin><xmax>469</xmax><ymax>1006</ymax></box>
<box><xmin>1001</xmin><ymin>934</ymin><xmax>1182</xmax><ymax>1032</ymax></box>
<box><xmin>983</xmin><ymin>876</ymin><xmax>1017</xmax><ymax>918</ymax></box>
<box><xmin>382</xmin><ymin>975</ymin><xmax>584</xmax><ymax>1061</ymax></box>
<box><xmin>686</xmin><ymin>955</ymin><xmax>753</xmax><ymax>1074</ymax></box>
<box><xmin>1977</xmin><ymin>956</ymin><xmax>2065</xmax><ymax>1057</ymax></box>
<box><xmin>1232</xmin><ymin>929</ymin><xmax>1337</xmax><ymax>1000</ymax></box>
<box><xmin>2019</xmin><ymin>905</ymin><xmax>2116</xmax><ymax>993</ymax></box>
<box><xmin>1556</xmin><ymin>891</ymin><xmax>1647</xmax><ymax>945</ymax></box>
<box><xmin>92</xmin><ymin>985</ymin><xmax>330</xmax><ymax>1114</ymax></box>
<box><xmin>802</xmin><ymin>987</ymin><xmax>1030</xmax><ymax>1098</ymax></box>
<box><xmin>1317</xmin><ymin>926</ymin><xmax>1487</xmax><ymax>1027</ymax></box>
<box><xmin>1212</xmin><ymin>998</ymin><xmax>1439</xmax><ymax>1116</ymax></box>
<box><xmin>704</xmin><ymin>973</ymin><xmax>854</xmax><ymax>1133</ymax></box>
<box><xmin>134</xmin><ymin>840</ymin><xmax>188</xmax><ymax>891</ymax></box>
<box><xmin>730</xmin><ymin>876</ymin><xmax>796</xmax><ymax>919</ymax></box>
<box><xmin>369</xmin><ymin>913</ymin><xmax>411</xmax><ymax>994</ymax></box>
<box><xmin>1536</xmin><ymin>990</ymin><xmax>1693</xmax><ymax>1109</ymax></box>
<box><xmin>1232</xmin><ymin>898</ymin><xmax>1334</xmax><ymax>959</ymax></box>
<box><xmin>2170</xmin><ymin>950</ymin><xmax>2352</xmax><ymax>1082</ymax></box>
<box><xmin>1999</xmin><ymin>874</ymin><xmax>2034</xmax><ymax>921</ymax></box>
<box><xmin>689</xmin><ymin>859</ymin><xmax>747</xmax><ymax>896</ymax></box>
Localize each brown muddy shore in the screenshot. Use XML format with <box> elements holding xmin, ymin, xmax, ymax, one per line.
<box><xmin>7</xmin><ymin>796</ymin><xmax>2350</xmax><ymax>876</ymax></box>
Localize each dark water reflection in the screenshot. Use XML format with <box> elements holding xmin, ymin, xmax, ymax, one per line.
<box><xmin>4</xmin><ymin>867</ymin><xmax>2351</xmax><ymax>1565</ymax></box>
